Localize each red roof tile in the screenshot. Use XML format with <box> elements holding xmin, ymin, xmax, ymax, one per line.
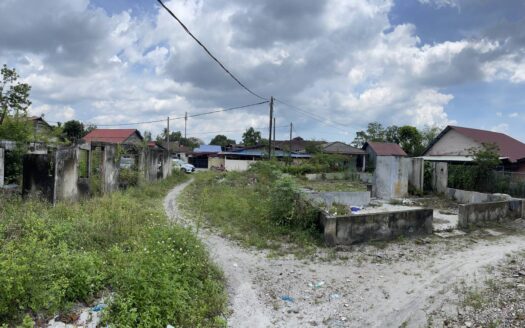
<box><xmin>83</xmin><ymin>129</ymin><xmax>141</xmax><ymax>144</ymax></box>
<box><xmin>364</xmin><ymin>142</ymin><xmax>407</xmax><ymax>156</ymax></box>
<box><xmin>448</xmin><ymin>126</ymin><xmax>525</xmax><ymax>162</ymax></box>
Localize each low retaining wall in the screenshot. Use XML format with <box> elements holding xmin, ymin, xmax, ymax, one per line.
<box><xmin>447</xmin><ymin>188</ymin><xmax>512</xmax><ymax>204</ymax></box>
<box><xmin>320</xmin><ymin>208</ymin><xmax>433</xmax><ymax>245</ymax></box>
<box><xmin>305</xmin><ymin>172</ymin><xmax>350</xmax><ymax>181</ymax></box>
<box><xmin>304</xmin><ymin>191</ymin><xmax>370</xmax><ymax>207</ymax></box>
<box><xmin>458</xmin><ymin>199</ymin><xmax>524</xmax><ymax>228</ymax></box>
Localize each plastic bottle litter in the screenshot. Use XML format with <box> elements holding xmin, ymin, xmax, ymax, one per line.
<box><xmin>280</xmin><ymin>295</ymin><xmax>295</xmax><ymax>303</ymax></box>
<box><xmin>315</xmin><ymin>281</ymin><xmax>325</xmax><ymax>288</ymax></box>
<box><xmin>91</xmin><ymin>304</ymin><xmax>107</xmax><ymax>312</ymax></box>
<box><xmin>351</xmin><ymin>207</ymin><xmax>361</xmax><ymax>213</ymax></box>
<box><xmin>329</xmin><ymin>293</ymin><xmax>341</xmax><ymax>300</ymax></box>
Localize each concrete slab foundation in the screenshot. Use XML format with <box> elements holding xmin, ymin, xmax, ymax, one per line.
<box><xmin>304</xmin><ymin>191</ymin><xmax>371</xmax><ymax>207</ymax></box>
<box><xmin>458</xmin><ymin>199</ymin><xmax>524</xmax><ymax>228</ymax></box>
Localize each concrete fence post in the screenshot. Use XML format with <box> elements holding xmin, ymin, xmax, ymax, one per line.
<box><xmin>0</xmin><ymin>148</ymin><xmax>4</xmax><ymax>188</ymax></box>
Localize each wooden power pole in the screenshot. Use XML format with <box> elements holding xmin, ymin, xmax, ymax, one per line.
<box><xmin>289</xmin><ymin>122</ymin><xmax>293</xmax><ymax>164</ymax></box>
<box><xmin>268</xmin><ymin>96</ymin><xmax>274</xmax><ymax>159</ymax></box>
<box><xmin>184</xmin><ymin>111</ymin><xmax>188</xmax><ymax>139</ymax></box>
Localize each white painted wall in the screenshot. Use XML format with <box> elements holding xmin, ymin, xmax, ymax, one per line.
<box><xmin>225</xmin><ymin>158</ymin><xmax>254</xmax><ymax>172</ymax></box>
<box><xmin>426</xmin><ymin>130</ymin><xmax>480</xmax><ymax>156</ymax></box>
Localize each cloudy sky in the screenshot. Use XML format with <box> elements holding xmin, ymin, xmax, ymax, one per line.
<box><xmin>1</xmin><ymin>0</ymin><xmax>524</xmax><ymax>143</ymax></box>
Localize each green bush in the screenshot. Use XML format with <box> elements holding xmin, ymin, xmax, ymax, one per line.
<box><xmin>118</xmin><ymin>168</ymin><xmax>140</xmax><ymax>188</ymax></box>
<box><xmin>0</xmin><ymin>172</ymin><xmax>226</xmax><ymax>326</ymax></box>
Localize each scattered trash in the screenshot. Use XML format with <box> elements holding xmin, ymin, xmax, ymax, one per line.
<box><xmin>344</xmin><ymin>303</ymin><xmax>349</xmax><ymax>307</ymax></box>
<box><xmin>350</xmin><ymin>207</ymin><xmax>361</xmax><ymax>213</ymax></box>
<box><xmin>233</xmin><ymin>262</ymin><xmax>238</xmax><ymax>268</ymax></box>
<box><xmin>91</xmin><ymin>304</ymin><xmax>107</xmax><ymax>312</ymax></box>
<box><xmin>308</xmin><ymin>280</ymin><xmax>325</xmax><ymax>289</ymax></box>
<box><xmin>329</xmin><ymin>293</ymin><xmax>341</xmax><ymax>300</ymax></box>
<box><xmin>280</xmin><ymin>295</ymin><xmax>295</xmax><ymax>303</ymax></box>
<box><xmin>167</xmin><ymin>325</ymin><xmax>175</xmax><ymax>328</ymax></box>
<box><xmin>340</xmin><ymin>316</ymin><xmax>347</xmax><ymax>322</ymax></box>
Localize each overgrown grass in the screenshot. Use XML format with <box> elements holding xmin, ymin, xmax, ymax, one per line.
<box><xmin>297</xmin><ymin>179</ymin><xmax>367</xmax><ymax>192</ymax></box>
<box><xmin>0</xmin><ymin>172</ymin><xmax>226</xmax><ymax>327</ymax></box>
<box><xmin>179</xmin><ymin>164</ymin><xmax>323</xmax><ymax>255</ymax></box>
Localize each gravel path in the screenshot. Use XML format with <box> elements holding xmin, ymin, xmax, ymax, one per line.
<box><xmin>164</xmin><ymin>180</ymin><xmax>525</xmax><ymax>328</ymax></box>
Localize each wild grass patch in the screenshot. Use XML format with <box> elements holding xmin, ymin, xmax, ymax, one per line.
<box><xmin>179</xmin><ymin>163</ymin><xmax>323</xmax><ymax>254</ymax></box>
<box><xmin>0</xmin><ymin>172</ymin><xmax>226</xmax><ymax>327</ymax></box>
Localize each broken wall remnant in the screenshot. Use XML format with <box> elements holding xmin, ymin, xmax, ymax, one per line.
<box><xmin>408</xmin><ymin>158</ymin><xmax>424</xmax><ymax>192</ymax></box>
<box><xmin>458</xmin><ymin>199</ymin><xmax>523</xmax><ymax>228</ymax></box>
<box><xmin>373</xmin><ymin>156</ymin><xmax>410</xmax><ymax>199</ymax></box>
<box><xmin>431</xmin><ymin>162</ymin><xmax>448</xmax><ymax>194</ymax></box>
<box><xmin>320</xmin><ymin>208</ymin><xmax>433</xmax><ymax>245</ymax></box>
<box><xmin>102</xmin><ymin>145</ymin><xmax>119</xmax><ymax>194</ymax></box>
<box><xmin>22</xmin><ymin>153</ymin><xmax>54</xmax><ymax>202</ymax></box>
<box><xmin>0</xmin><ymin>148</ymin><xmax>4</xmax><ymax>187</ymax></box>
<box><xmin>446</xmin><ymin>187</ymin><xmax>512</xmax><ymax>204</ymax></box>
<box><xmin>54</xmin><ymin>146</ymin><xmax>81</xmax><ymax>202</ymax></box>
<box><xmin>303</xmin><ymin>191</ymin><xmax>371</xmax><ymax>207</ymax></box>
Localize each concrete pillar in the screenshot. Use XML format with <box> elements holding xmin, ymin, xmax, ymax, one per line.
<box><xmin>361</xmin><ymin>154</ymin><xmax>366</xmax><ymax>172</ymax></box>
<box><xmin>0</xmin><ymin>148</ymin><xmax>4</xmax><ymax>187</ymax></box>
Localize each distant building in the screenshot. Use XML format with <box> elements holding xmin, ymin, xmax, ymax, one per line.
<box><xmin>189</xmin><ymin>144</ymin><xmax>222</xmax><ymax>168</ymax></box>
<box><xmin>83</xmin><ymin>129</ymin><xmax>143</xmax><ymax>145</ymax></box>
<box><xmin>27</xmin><ymin>116</ymin><xmax>53</xmax><ymax>135</ymax></box>
<box><xmin>422</xmin><ymin>125</ymin><xmax>525</xmax><ymax>171</ymax></box>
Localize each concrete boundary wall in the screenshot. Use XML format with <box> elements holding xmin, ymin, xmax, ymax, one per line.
<box><xmin>320</xmin><ymin>208</ymin><xmax>433</xmax><ymax>245</ymax></box>
<box><xmin>0</xmin><ymin>148</ymin><xmax>4</xmax><ymax>187</ymax></box>
<box><xmin>373</xmin><ymin>156</ymin><xmax>410</xmax><ymax>199</ymax></box>
<box><xmin>303</xmin><ymin>191</ymin><xmax>371</xmax><ymax>207</ymax></box>
<box><xmin>408</xmin><ymin>158</ymin><xmax>424</xmax><ymax>192</ymax></box>
<box><xmin>458</xmin><ymin>199</ymin><xmax>523</xmax><ymax>228</ymax></box>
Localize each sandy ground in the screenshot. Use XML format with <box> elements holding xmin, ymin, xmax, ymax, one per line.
<box><xmin>165</xmin><ymin>180</ymin><xmax>525</xmax><ymax>328</ymax></box>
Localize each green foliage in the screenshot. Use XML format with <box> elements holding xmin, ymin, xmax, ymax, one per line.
<box><xmin>62</xmin><ymin>120</ymin><xmax>84</xmax><ymax>142</ymax></box>
<box><xmin>210</xmin><ymin>134</ymin><xmax>235</xmax><ymax>148</ymax></box>
<box><xmin>0</xmin><ymin>116</ymin><xmax>32</xmax><ymax>142</ymax></box>
<box><xmin>398</xmin><ymin>125</ymin><xmax>424</xmax><ymax>156</ymax></box>
<box><xmin>280</xmin><ymin>153</ymin><xmax>355</xmax><ymax>175</ymax></box>
<box><xmin>0</xmin><ymin>172</ymin><xmax>226</xmax><ymax>326</ymax></box>
<box><xmin>118</xmin><ymin>168</ymin><xmax>140</xmax><ymax>187</ymax></box>
<box><xmin>0</xmin><ymin>65</ymin><xmax>31</xmax><ymax>125</ymax></box>
<box><xmin>242</xmin><ymin>127</ymin><xmax>262</xmax><ymax>146</ymax></box>
<box><xmin>157</xmin><ymin>130</ymin><xmax>203</xmax><ymax>149</ymax></box>
<box><xmin>180</xmin><ymin>168</ymin><xmax>322</xmax><ymax>253</ymax></box>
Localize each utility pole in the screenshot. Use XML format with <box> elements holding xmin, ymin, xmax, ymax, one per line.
<box><xmin>289</xmin><ymin>122</ymin><xmax>293</xmax><ymax>165</ymax></box>
<box><xmin>273</xmin><ymin>117</ymin><xmax>276</xmax><ymax>157</ymax></box>
<box><xmin>184</xmin><ymin>112</ymin><xmax>188</xmax><ymax>139</ymax></box>
<box><xmin>166</xmin><ymin>116</ymin><xmax>170</xmax><ymax>154</ymax></box>
<box><xmin>268</xmin><ymin>96</ymin><xmax>274</xmax><ymax>159</ymax></box>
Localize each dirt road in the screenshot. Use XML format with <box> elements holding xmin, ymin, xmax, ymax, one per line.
<box><xmin>164</xmin><ymin>180</ymin><xmax>525</xmax><ymax>328</ymax></box>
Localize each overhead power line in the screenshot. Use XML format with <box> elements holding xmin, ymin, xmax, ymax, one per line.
<box><xmin>91</xmin><ymin>101</ymin><xmax>268</xmax><ymax>127</ymax></box>
<box><xmin>274</xmin><ymin>98</ymin><xmax>349</xmax><ymax>133</ymax></box>
<box><xmin>189</xmin><ymin>125</ymin><xmax>288</xmax><ymax>136</ymax></box>
<box><xmin>157</xmin><ymin>0</ymin><xmax>267</xmax><ymax>101</ymax></box>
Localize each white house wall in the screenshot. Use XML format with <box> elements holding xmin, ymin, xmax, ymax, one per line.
<box><xmin>426</xmin><ymin>129</ymin><xmax>480</xmax><ymax>156</ymax></box>
<box><xmin>225</xmin><ymin>158</ymin><xmax>254</xmax><ymax>172</ymax></box>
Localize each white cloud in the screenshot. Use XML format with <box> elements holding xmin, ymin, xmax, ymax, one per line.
<box><xmin>491</xmin><ymin>123</ymin><xmax>509</xmax><ymax>133</ymax></box>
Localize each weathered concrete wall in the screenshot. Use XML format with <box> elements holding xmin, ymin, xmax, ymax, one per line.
<box><xmin>161</xmin><ymin>150</ymin><xmax>171</xmax><ymax>179</ymax></box>
<box><xmin>373</xmin><ymin>156</ymin><xmax>410</xmax><ymax>199</ymax></box>
<box><xmin>305</xmin><ymin>172</ymin><xmax>352</xmax><ymax>181</ymax></box>
<box><xmin>54</xmin><ymin>147</ymin><xmax>80</xmax><ymax>202</ymax></box>
<box><xmin>431</xmin><ymin>162</ymin><xmax>448</xmax><ymax>194</ymax></box>
<box><xmin>304</xmin><ymin>191</ymin><xmax>371</xmax><ymax>207</ymax></box>
<box><xmin>0</xmin><ymin>148</ymin><xmax>4</xmax><ymax>187</ymax></box>
<box><xmin>225</xmin><ymin>158</ymin><xmax>254</xmax><ymax>172</ymax></box>
<box><xmin>208</xmin><ymin>157</ymin><xmax>225</xmax><ymax>169</ymax></box>
<box><xmin>446</xmin><ymin>188</ymin><xmax>512</xmax><ymax>204</ymax></box>
<box><xmin>357</xmin><ymin>172</ymin><xmax>373</xmax><ymax>184</ymax></box>
<box><xmin>102</xmin><ymin>145</ymin><xmax>119</xmax><ymax>194</ymax></box>
<box><xmin>321</xmin><ymin>208</ymin><xmax>433</xmax><ymax>245</ymax></box>
<box><xmin>408</xmin><ymin>158</ymin><xmax>424</xmax><ymax>192</ymax></box>
<box><xmin>22</xmin><ymin>154</ymin><xmax>55</xmax><ymax>202</ymax></box>
<box><xmin>458</xmin><ymin>199</ymin><xmax>523</xmax><ymax>228</ymax></box>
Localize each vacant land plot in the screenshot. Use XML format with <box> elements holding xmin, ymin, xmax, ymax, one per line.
<box><xmin>176</xmin><ymin>170</ymin><xmax>525</xmax><ymax>327</ymax></box>
<box><xmin>297</xmin><ymin>178</ymin><xmax>367</xmax><ymax>192</ymax></box>
<box><xmin>0</xmin><ymin>173</ymin><xmax>226</xmax><ymax>327</ymax></box>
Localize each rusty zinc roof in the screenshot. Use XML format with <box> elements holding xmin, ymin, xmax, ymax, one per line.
<box><xmin>364</xmin><ymin>142</ymin><xmax>407</xmax><ymax>156</ymax></box>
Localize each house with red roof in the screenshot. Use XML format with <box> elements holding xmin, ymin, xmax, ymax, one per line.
<box><xmin>82</xmin><ymin>129</ymin><xmax>143</xmax><ymax>145</ymax></box>
<box><xmin>362</xmin><ymin>141</ymin><xmax>407</xmax><ymax>169</ymax></box>
<box><xmin>422</xmin><ymin>125</ymin><xmax>525</xmax><ymax>172</ymax></box>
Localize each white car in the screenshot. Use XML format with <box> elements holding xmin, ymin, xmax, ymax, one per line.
<box><xmin>173</xmin><ymin>158</ymin><xmax>195</xmax><ymax>173</ymax></box>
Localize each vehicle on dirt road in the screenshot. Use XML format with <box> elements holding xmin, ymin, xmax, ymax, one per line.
<box><xmin>173</xmin><ymin>158</ymin><xmax>195</xmax><ymax>173</ymax></box>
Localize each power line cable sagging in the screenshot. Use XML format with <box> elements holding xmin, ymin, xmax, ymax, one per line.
<box><xmin>157</xmin><ymin>0</ymin><xmax>267</xmax><ymax>101</ymax></box>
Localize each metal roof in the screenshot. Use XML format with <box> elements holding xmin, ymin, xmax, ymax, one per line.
<box><xmin>220</xmin><ymin>149</ymin><xmax>311</xmax><ymax>158</ymax></box>
<box><xmin>193</xmin><ymin>145</ymin><xmax>222</xmax><ymax>153</ymax></box>
<box><xmin>363</xmin><ymin>142</ymin><xmax>407</xmax><ymax>156</ymax></box>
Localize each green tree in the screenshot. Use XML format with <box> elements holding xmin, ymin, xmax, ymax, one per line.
<box><xmin>62</xmin><ymin>120</ymin><xmax>85</xmax><ymax>142</ymax></box>
<box><xmin>242</xmin><ymin>127</ymin><xmax>262</xmax><ymax>146</ymax></box>
<box><xmin>421</xmin><ymin>125</ymin><xmax>441</xmax><ymax>148</ymax></box>
<box><xmin>398</xmin><ymin>125</ymin><xmax>424</xmax><ymax>156</ymax></box>
<box><xmin>352</xmin><ymin>122</ymin><xmax>386</xmax><ymax>147</ymax></box>
<box><xmin>385</xmin><ymin>125</ymin><xmax>400</xmax><ymax>143</ymax></box>
<box><xmin>0</xmin><ymin>65</ymin><xmax>31</xmax><ymax>125</ymax></box>
<box><xmin>210</xmin><ymin>134</ymin><xmax>235</xmax><ymax>148</ymax></box>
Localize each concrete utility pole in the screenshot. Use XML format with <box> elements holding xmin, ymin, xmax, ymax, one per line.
<box><xmin>273</xmin><ymin>117</ymin><xmax>276</xmax><ymax>157</ymax></box>
<box><xmin>166</xmin><ymin>117</ymin><xmax>170</xmax><ymax>153</ymax></box>
<box><xmin>268</xmin><ymin>96</ymin><xmax>274</xmax><ymax>159</ymax></box>
<box><xmin>184</xmin><ymin>112</ymin><xmax>188</xmax><ymax>139</ymax></box>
